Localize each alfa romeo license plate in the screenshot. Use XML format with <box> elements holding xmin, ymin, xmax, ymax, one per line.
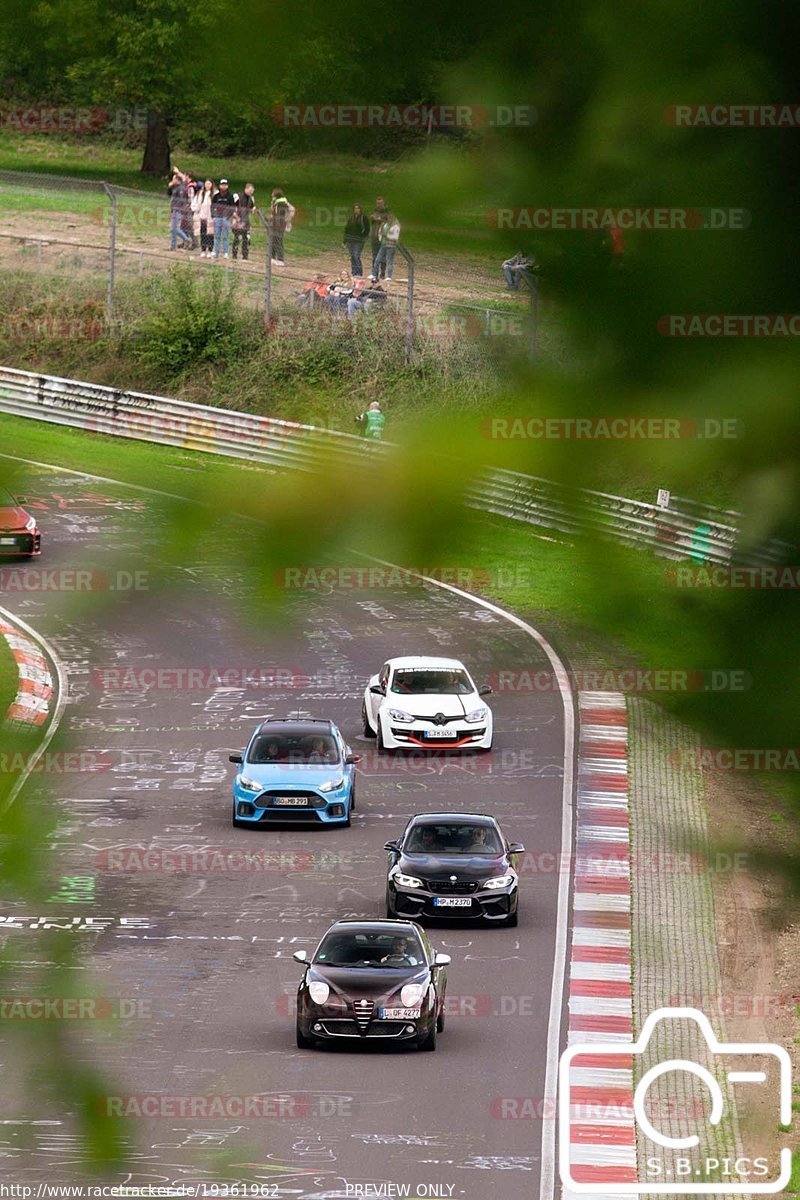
<box><xmin>379</xmin><ymin>1007</ymin><xmax>421</xmax><ymax>1019</ymax></box>
<box><xmin>434</xmin><ymin>897</ymin><xmax>471</xmax><ymax>907</ymax></box>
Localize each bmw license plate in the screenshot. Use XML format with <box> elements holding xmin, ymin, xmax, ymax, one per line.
<box><xmin>379</xmin><ymin>1007</ymin><xmax>421</xmax><ymax>1019</ymax></box>
<box><xmin>0</xmin><ymin>538</ymin><xmax>16</xmax><ymax>546</ymax></box>
<box><xmin>434</xmin><ymin>897</ymin><xmax>471</xmax><ymax>907</ymax></box>
<box><xmin>273</xmin><ymin>797</ymin><xmax>308</xmax><ymax>806</ymax></box>
<box><xmin>425</xmin><ymin>728</ymin><xmax>456</xmax><ymax>739</ymax></box>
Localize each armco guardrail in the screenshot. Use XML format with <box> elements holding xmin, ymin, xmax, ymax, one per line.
<box><xmin>0</xmin><ymin>366</ymin><xmax>789</xmax><ymax>566</ymax></box>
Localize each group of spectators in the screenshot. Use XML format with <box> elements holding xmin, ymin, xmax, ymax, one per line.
<box><xmin>167</xmin><ymin>168</ymin><xmax>295</xmax><ymax>264</ymax></box>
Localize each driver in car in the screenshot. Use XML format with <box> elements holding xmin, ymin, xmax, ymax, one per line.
<box><xmin>380</xmin><ymin>936</ymin><xmax>419</xmax><ymax>965</ymax></box>
<box><xmin>307</xmin><ymin>737</ymin><xmax>330</xmax><ymax>763</ymax></box>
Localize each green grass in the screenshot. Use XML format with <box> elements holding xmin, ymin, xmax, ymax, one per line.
<box><xmin>0</xmin><ymin>626</ymin><xmax>17</xmax><ymax>719</ymax></box>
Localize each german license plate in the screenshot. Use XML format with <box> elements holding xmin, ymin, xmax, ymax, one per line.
<box><xmin>425</xmin><ymin>728</ymin><xmax>456</xmax><ymax>739</ymax></box>
<box><xmin>379</xmin><ymin>1007</ymin><xmax>421</xmax><ymax>1019</ymax></box>
<box><xmin>0</xmin><ymin>538</ymin><xmax>16</xmax><ymax>546</ymax></box>
<box><xmin>273</xmin><ymin>797</ymin><xmax>308</xmax><ymax>806</ymax></box>
<box><xmin>434</xmin><ymin>896</ymin><xmax>471</xmax><ymax>907</ymax></box>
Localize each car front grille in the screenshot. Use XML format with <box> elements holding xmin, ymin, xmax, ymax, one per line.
<box><xmin>428</xmin><ymin>880</ymin><xmax>478</xmax><ymax>894</ymax></box>
<box><xmin>259</xmin><ymin>791</ymin><xmax>325</xmax><ymax>808</ymax></box>
<box><xmin>352</xmin><ymin>998</ymin><xmax>374</xmax><ymax>1032</ymax></box>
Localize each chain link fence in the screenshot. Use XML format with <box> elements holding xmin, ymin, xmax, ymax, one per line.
<box><xmin>0</xmin><ymin>167</ymin><xmax>536</xmax><ymax>360</ymax></box>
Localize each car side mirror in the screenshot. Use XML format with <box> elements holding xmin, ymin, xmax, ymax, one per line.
<box><xmin>15</xmin><ymin>495</ymin><xmax>27</xmax><ymax>504</ymax></box>
<box><xmin>433</xmin><ymin>953</ymin><xmax>451</xmax><ymax>967</ymax></box>
<box><xmin>384</xmin><ymin>840</ymin><xmax>400</xmax><ymax>852</ymax></box>
<box><xmin>229</xmin><ymin>753</ymin><xmax>243</xmax><ymax>764</ymax></box>
<box><xmin>508</xmin><ymin>842</ymin><xmax>525</xmax><ymax>854</ymax></box>
<box><xmin>345</xmin><ymin>753</ymin><xmax>361</xmax><ymax>764</ymax></box>
<box><xmin>369</xmin><ymin>684</ymin><xmax>385</xmax><ymax>695</ymax></box>
<box><xmin>479</xmin><ymin>685</ymin><xmax>492</xmax><ymax>696</ymax></box>
<box><xmin>292</xmin><ymin>950</ymin><xmax>309</xmax><ymax>964</ymax></box>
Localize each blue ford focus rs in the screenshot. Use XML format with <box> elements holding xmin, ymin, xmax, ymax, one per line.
<box><xmin>229</xmin><ymin>719</ymin><xmax>359</xmax><ymax>828</ymax></box>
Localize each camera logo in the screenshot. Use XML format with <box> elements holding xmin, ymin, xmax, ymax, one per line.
<box><xmin>558</xmin><ymin>1007</ymin><xmax>792</xmax><ymax>1193</ymax></box>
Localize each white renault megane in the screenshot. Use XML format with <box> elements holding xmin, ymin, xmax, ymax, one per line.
<box><xmin>362</xmin><ymin>656</ymin><xmax>494</xmax><ymax>752</ymax></box>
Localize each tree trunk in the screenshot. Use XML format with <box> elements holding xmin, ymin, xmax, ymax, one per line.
<box><xmin>141</xmin><ymin>108</ymin><xmax>171</xmax><ymax>176</ymax></box>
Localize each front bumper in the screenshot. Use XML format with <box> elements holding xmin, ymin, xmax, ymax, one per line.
<box><xmin>0</xmin><ymin>530</ymin><xmax>41</xmax><ymax>557</ymax></box>
<box><xmin>233</xmin><ymin>783</ymin><xmax>351</xmax><ymax>825</ymax></box>
<box><xmin>299</xmin><ymin>1000</ymin><xmax>435</xmax><ymax>1042</ymax></box>
<box><xmin>381</xmin><ymin>716</ymin><xmax>492</xmax><ymax>751</ymax></box>
<box><xmin>389</xmin><ymin>879</ymin><xmax>517</xmax><ymax>921</ymax></box>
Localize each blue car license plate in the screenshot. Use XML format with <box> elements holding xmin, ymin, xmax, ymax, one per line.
<box><xmin>273</xmin><ymin>797</ymin><xmax>308</xmax><ymax>806</ymax></box>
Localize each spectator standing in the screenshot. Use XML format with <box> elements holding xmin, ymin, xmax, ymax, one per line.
<box><xmin>232</xmin><ymin>183</ymin><xmax>257</xmax><ymax>261</ymax></box>
<box><xmin>371</xmin><ymin>212</ymin><xmax>401</xmax><ymax>282</ymax></box>
<box><xmin>356</xmin><ymin>401</ymin><xmax>386</xmax><ymax>440</ymax></box>
<box><xmin>343</xmin><ymin>204</ymin><xmax>369</xmax><ymax>276</ymax></box>
<box><xmin>211</xmin><ymin>178</ymin><xmax>236</xmax><ymax>259</ymax></box>
<box><xmin>182</xmin><ymin>181</ymin><xmax>198</xmax><ymax>250</ymax></box>
<box><xmin>195</xmin><ymin>179</ymin><xmax>214</xmax><ymax>257</ymax></box>
<box><xmin>270</xmin><ymin>187</ymin><xmax>295</xmax><ymax>265</ymax></box>
<box><xmin>369</xmin><ymin>197</ymin><xmax>389</xmax><ymax>278</ymax></box>
<box><xmin>167</xmin><ymin>168</ymin><xmax>191</xmax><ymax>251</ymax></box>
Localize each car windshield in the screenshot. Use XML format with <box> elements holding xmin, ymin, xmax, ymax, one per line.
<box><xmin>248</xmin><ymin>733</ymin><xmax>339</xmax><ymax>765</ymax></box>
<box><xmin>404</xmin><ymin>823</ymin><xmax>502</xmax><ymax>855</ymax></box>
<box><xmin>315</xmin><ymin>930</ymin><xmax>424</xmax><ymax>968</ymax></box>
<box><xmin>390</xmin><ymin>669</ymin><xmax>472</xmax><ymax>695</ymax></box>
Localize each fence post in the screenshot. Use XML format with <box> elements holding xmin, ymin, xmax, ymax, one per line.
<box><xmin>399</xmin><ymin>243</ymin><xmax>415</xmax><ymax>364</ymax></box>
<box><xmin>102</xmin><ymin>183</ymin><xmax>117</xmax><ymax>325</ymax></box>
<box><xmin>256</xmin><ymin>209</ymin><xmax>273</xmax><ymax>325</ymax></box>
<box><xmin>528</xmin><ymin>273</ymin><xmax>538</xmax><ymax>365</ymax></box>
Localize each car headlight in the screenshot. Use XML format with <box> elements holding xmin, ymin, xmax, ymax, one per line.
<box><xmin>238</xmin><ymin>775</ymin><xmax>262</xmax><ymax>793</ymax></box>
<box><xmin>308</xmin><ymin>980</ymin><xmax>330</xmax><ymax>1005</ymax></box>
<box><xmin>388</xmin><ymin>708</ymin><xmax>413</xmax><ymax>723</ymax></box>
<box><xmin>319</xmin><ymin>776</ymin><xmax>345</xmax><ymax>793</ymax></box>
<box><xmin>483</xmin><ymin>873</ymin><xmax>516</xmax><ymax>890</ymax></box>
<box><xmin>465</xmin><ymin>706</ymin><xmax>488</xmax><ymax>723</ymax></box>
<box><xmin>400</xmin><ymin>983</ymin><xmax>425</xmax><ymax>1008</ymax></box>
<box><xmin>25</xmin><ymin>517</ymin><xmax>36</xmax><ymax>532</ymax></box>
<box><xmin>392</xmin><ymin>871</ymin><xmax>423</xmax><ymax>889</ymax></box>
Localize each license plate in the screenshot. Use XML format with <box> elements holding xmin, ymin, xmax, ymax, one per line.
<box><xmin>424</xmin><ymin>728</ymin><xmax>457</xmax><ymax>739</ymax></box>
<box><xmin>433</xmin><ymin>897</ymin><xmax>471</xmax><ymax>907</ymax></box>
<box><xmin>379</xmin><ymin>1007</ymin><xmax>421</xmax><ymax>1019</ymax></box>
<box><xmin>273</xmin><ymin>797</ymin><xmax>308</xmax><ymax>807</ymax></box>
<box><xmin>0</xmin><ymin>538</ymin><xmax>16</xmax><ymax>546</ymax></box>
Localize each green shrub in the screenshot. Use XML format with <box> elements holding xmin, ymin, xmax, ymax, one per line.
<box><xmin>131</xmin><ymin>267</ymin><xmax>257</xmax><ymax>375</ymax></box>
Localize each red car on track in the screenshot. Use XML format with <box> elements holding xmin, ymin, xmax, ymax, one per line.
<box><xmin>0</xmin><ymin>487</ymin><xmax>41</xmax><ymax>557</ymax></box>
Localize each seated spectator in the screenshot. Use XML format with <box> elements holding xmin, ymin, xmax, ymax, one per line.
<box><xmin>347</xmin><ymin>279</ymin><xmax>387</xmax><ymax>318</ymax></box>
<box><xmin>325</xmin><ymin>271</ymin><xmax>356</xmax><ymax>312</ymax></box>
<box><xmin>502</xmin><ymin>251</ymin><xmax>537</xmax><ymax>290</ymax></box>
<box><xmin>297</xmin><ymin>273</ymin><xmax>331</xmax><ymax>307</ymax></box>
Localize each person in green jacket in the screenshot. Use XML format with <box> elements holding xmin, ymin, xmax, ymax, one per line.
<box><xmin>356</xmin><ymin>401</ymin><xmax>386</xmax><ymax>440</ymax></box>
